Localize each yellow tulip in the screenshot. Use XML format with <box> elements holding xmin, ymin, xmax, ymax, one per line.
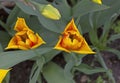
<box><xmin>41</xmin><ymin>4</ymin><xmax>61</xmax><ymax>20</ymax></box>
<box><xmin>6</xmin><ymin>18</ymin><xmax>45</xmax><ymax>50</ymax></box>
<box><xmin>0</xmin><ymin>69</ymin><xmax>10</xmax><ymax>83</ymax></box>
<box><xmin>6</xmin><ymin>30</ymin><xmax>45</xmax><ymax>50</ymax></box>
<box><xmin>54</xmin><ymin>19</ymin><xmax>95</xmax><ymax>54</ymax></box>
<box><xmin>92</xmin><ymin>0</ymin><xmax>102</xmax><ymax>5</ymax></box>
<box><xmin>31</xmin><ymin>1</ymin><xmax>61</xmax><ymax>20</ymax></box>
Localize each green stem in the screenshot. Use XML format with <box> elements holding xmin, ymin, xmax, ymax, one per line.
<box><xmin>96</xmin><ymin>50</ymin><xmax>115</xmax><ymax>83</ymax></box>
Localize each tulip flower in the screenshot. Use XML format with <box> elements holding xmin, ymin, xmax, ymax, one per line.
<box><xmin>31</xmin><ymin>1</ymin><xmax>61</xmax><ymax>20</ymax></box>
<box><xmin>0</xmin><ymin>69</ymin><xmax>10</xmax><ymax>83</ymax></box>
<box><xmin>6</xmin><ymin>30</ymin><xmax>45</xmax><ymax>50</ymax></box>
<box><xmin>14</xmin><ymin>18</ymin><xmax>33</xmax><ymax>32</ymax></box>
<box><xmin>92</xmin><ymin>0</ymin><xmax>102</xmax><ymax>5</ymax></box>
<box><xmin>6</xmin><ymin>18</ymin><xmax>45</xmax><ymax>50</ymax></box>
<box><xmin>41</xmin><ymin>4</ymin><xmax>61</xmax><ymax>20</ymax></box>
<box><xmin>54</xmin><ymin>19</ymin><xmax>95</xmax><ymax>54</ymax></box>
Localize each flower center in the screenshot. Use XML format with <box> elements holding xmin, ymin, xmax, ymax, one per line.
<box><xmin>16</xmin><ymin>31</ymin><xmax>37</xmax><ymax>48</ymax></box>
<box><xmin>61</xmin><ymin>31</ymin><xmax>83</xmax><ymax>50</ymax></box>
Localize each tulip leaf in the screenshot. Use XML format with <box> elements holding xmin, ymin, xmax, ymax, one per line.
<box><xmin>107</xmin><ymin>34</ymin><xmax>120</xmax><ymax>43</ymax></box>
<box><xmin>15</xmin><ymin>0</ymin><xmax>37</xmax><ymax>16</ymax></box>
<box><xmin>29</xmin><ymin>56</ymin><xmax>45</xmax><ymax>83</ymax></box>
<box><xmin>73</xmin><ymin>0</ymin><xmax>109</xmax><ymax>17</ymax></box>
<box><xmin>42</xmin><ymin>62</ymin><xmax>75</xmax><ymax>83</ymax></box>
<box><xmin>37</xmin><ymin>15</ymin><xmax>64</xmax><ymax>33</ymax></box>
<box><xmin>63</xmin><ymin>53</ymin><xmax>85</xmax><ymax>80</ymax></box>
<box><xmin>64</xmin><ymin>57</ymin><xmax>75</xmax><ymax>80</ymax></box>
<box><xmin>80</xmin><ymin>0</ymin><xmax>120</xmax><ymax>33</ymax></box>
<box><xmin>54</xmin><ymin>0</ymin><xmax>71</xmax><ymax>20</ymax></box>
<box><xmin>106</xmin><ymin>48</ymin><xmax>120</xmax><ymax>59</ymax></box>
<box><xmin>0</xmin><ymin>31</ymin><xmax>10</xmax><ymax>48</ymax></box>
<box><xmin>6</xmin><ymin>6</ymin><xmax>20</xmax><ymax>27</ymax></box>
<box><xmin>0</xmin><ymin>44</ymin><xmax>3</xmax><ymax>52</ymax></box>
<box><xmin>73</xmin><ymin>63</ymin><xmax>106</xmax><ymax>75</ymax></box>
<box><xmin>0</xmin><ymin>47</ymin><xmax>52</xmax><ymax>68</ymax></box>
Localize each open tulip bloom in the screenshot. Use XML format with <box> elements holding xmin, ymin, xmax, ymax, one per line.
<box><xmin>54</xmin><ymin>19</ymin><xmax>95</xmax><ymax>54</ymax></box>
<box><xmin>6</xmin><ymin>18</ymin><xmax>45</xmax><ymax>50</ymax></box>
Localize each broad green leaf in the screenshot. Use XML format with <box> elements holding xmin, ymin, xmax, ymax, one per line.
<box><xmin>42</xmin><ymin>62</ymin><xmax>75</xmax><ymax>83</ymax></box>
<box><xmin>73</xmin><ymin>0</ymin><xmax>109</xmax><ymax>17</ymax></box>
<box><xmin>6</xmin><ymin>6</ymin><xmax>20</xmax><ymax>27</ymax></box>
<box><xmin>73</xmin><ymin>63</ymin><xmax>106</xmax><ymax>75</ymax></box>
<box><xmin>54</xmin><ymin>0</ymin><xmax>71</xmax><ymax>20</ymax></box>
<box><xmin>0</xmin><ymin>31</ymin><xmax>10</xmax><ymax>48</ymax></box>
<box><xmin>37</xmin><ymin>14</ymin><xmax>65</xmax><ymax>33</ymax></box>
<box><xmin>0</xmin><ymin>47</ymin><xmax>52</xmax><ymax>68</ymax></box>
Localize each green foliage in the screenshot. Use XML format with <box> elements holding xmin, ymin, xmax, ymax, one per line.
<box><xmin>0</xmin><ymin>0</ymin><xmax>120</xmax><ymax>83</ymax></box>
<box><xmin>112</xmin><ymin>20</ymin><xmax>120</xmax><ymax>33</ymax></box>
<box><xmin>73</xmin><ymin>63</ymin><xmax>106</xmax><ymax>75</ymax></box>
<box><xmin>42</xmin><ymin>62</ymin><xmax>75</xmax><ymax>83</ymax></box>
<box><xmin>95</xmin><ymin>76</ymin><xmax>105</xmax><ymax>83</ymax></box>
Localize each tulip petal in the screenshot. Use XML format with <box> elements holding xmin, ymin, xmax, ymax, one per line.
<box><xmin>14</xmin><ymin>18</ymin><xmax>33</xmax><ymax>32</ymax></box>
<box><xmin>72</xmin><ymin>39</ymin><xmax>95</xmax><ymax>54</ymax></box>
<box><xmin>54</xmin><ymin>36</ymin><xmax>71</xmax><ymax>53</ymax></box>
<box><xmin>0</xmin><ymin>69</ymin><xmax>10</xmax><ymax>83</ymax></box>
<box><xmin>63</xmin><ymin>18</ymin><xmax>80</xmax><ymax>34</ymax></box>
<box><xmin>5</xmin><ymin>36</ymin><xmax>18</xmax><ymax>50</ymax></box>
<box><xmin>27</xmin><ymin>31</ymin><xmax>37</xmax><ymax>43</ymax></box>
<box><xmin>31</xmin><ymin>33</ymin><xmax>45</xmax><ymax>49</ymax></box>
